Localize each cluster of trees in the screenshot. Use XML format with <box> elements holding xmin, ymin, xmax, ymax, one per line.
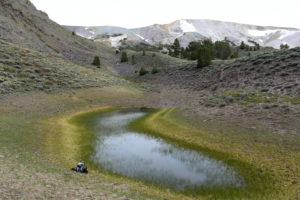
<box><xmin>167</xmin><ymin>38</ymin><xmax>268</xmax><ymax>68</ymax></box>
<box><xmin>120</xmin><ymin>52</ymin><xmax>140</xmax><ymax>64</ymax></box>
<box><xmin>280</xmin><ymin>44</ymin><xmax>290</xmax><ymax>50</ymax></box>
<box><xmin>119</xmin><ymin>49</ymin><xmax>149</xmax><ymax>64</ymax></box>
<box><xmin>118</xmin><ymin>51</ymin><xmax>160</xmax><ymax>76</ymax></box>
<box><xmin>139</xmin><ymin>67</ymin><xmax>159</xmax><ymax>76</ymax></box>
<box><xmin>169</xmin><ymin>39</ymin><xmax>238</xmax><ymax>68</ymax></box>
<box><xmin>240</xmin><ymin>41</ymin><xmax>260</xmax><ymax>51</ymax></box>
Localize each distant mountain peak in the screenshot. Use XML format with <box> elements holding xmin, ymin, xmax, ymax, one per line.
<box><xmin>65</xmin><ymin>19</ymin><xmax>300</xmax><ymax>49</ymax></box>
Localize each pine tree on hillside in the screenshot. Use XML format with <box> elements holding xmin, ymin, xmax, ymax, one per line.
<box><xmin>197</xmin><ymin>46</ymin><xmax>212</xmax><ymax>68</ymax></box>
<box><xmin>121</xmin><ymin>52</ymin><xmax>129</xmax><ymax>62</ymax></box>
<box><xmin>92</xmin><ymin>56</ymin><xmax>101</xmax><ymax>67</ymax></box>
<box><xmin>181</xmin><ymin>47</ymin><xmax>188</xmax><ymax>59</ymax></box>
<box><xmin>186</xmin><ymin>41</ymin><xmax>202</xmax><ymax>60</ymax></box>
<box><xmin>240</xmin><ymin>41</ymin><xmax>246</xmax><ymax>49</ymax></box>
<box><xmin>172</xmin><ymin>38</ymin><xmax>181</xmax><ymax>57</ymax></box>
<box><xmin>280</xmin><ymin>44</ymin><xmax>289</xmax><ymax>49</ymax></box>
<box><xmin>231</xmin><ymin>51</ymin><xmax>239</xmax><ymax>59</ymax></box>
<box><xmin>131</xmin><ymin>55</ymin><xmax>136</xmax><ymax>64</ymax></box>
<box><xmin>197</xmin><ymin>39</ymin><xmax>215</xmax><ymax>68</ymax></box>
<box><xmin>214</xmin><ymin>41</ymin><xmax>232</xmax><ymax>60</ymax></box>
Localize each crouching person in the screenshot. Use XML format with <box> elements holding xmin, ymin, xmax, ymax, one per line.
<box><xmin>71</xmin><ymin>162</ymin><xmax>88</xmax><ymax>173</ymax></box>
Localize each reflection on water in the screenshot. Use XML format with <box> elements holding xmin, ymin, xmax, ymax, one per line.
<box><xmin>91</xmin><ymin>109</ymin><xmax>244</xmax><ymax>190</ymax></box>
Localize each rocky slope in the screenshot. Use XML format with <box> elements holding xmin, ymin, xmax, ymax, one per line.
<box><xmin>65</xmin><ymin>19</ymin><xmax>300</xmax><ymax>49</ymax></box>
<box><xmin>0</xmin><ymin>0</ymin><xmax>115</xmax><ymax>65</ymax></box>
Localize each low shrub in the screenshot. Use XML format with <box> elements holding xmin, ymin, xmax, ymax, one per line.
<box><xmin>152</xmin><ymin>67</ymin><xmax>159</xmax><ymax>74</ymax></box>
<box><xmin>139</xmin><ymin>67</ymin><xmax>148</xmax><ymax>76</ymax></box>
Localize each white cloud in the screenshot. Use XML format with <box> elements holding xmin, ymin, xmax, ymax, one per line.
<box><xmin>30</xmin><ymin>0</ymin><xmax>300</xmax><ymax>29</ymax></box>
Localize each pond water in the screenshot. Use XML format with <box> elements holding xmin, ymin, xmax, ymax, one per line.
<box><xmin>91</xmin><ymin>108</ymin><xmax>244</xmax><ymax>190</ymax></box>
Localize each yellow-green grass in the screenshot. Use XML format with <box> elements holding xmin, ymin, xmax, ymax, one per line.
<box><xmin>50</xmin><ymin>107</ymin><xmax>297</xmax><ymax>199</ymax></box>
<box><xmin>62</xmin><ymin>107</ymin><xmax>265</xmax><ymax>199</ymax></box>
<box><xmin>1</xmin><ymin>87</ymin><xmax>299</xmax><ymax>199</ymax></box>
<box><xmin>0</xmin><ymin>87</ymin><xmax>166</xmax><ymax>199</ymax></box>
<box><xmin>47</xmin><ymin>107</ymin><xmax>198</xmax><ymax>200</ymax></box>
<box><xmin>129</xmin><ymin>108</ymin><xmax>300</xmax><ymax>200</ymax></box>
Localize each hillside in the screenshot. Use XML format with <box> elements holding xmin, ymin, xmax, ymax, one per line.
<box><xmin>129</xmin><ymin>48</ymin><xmax>300</xmax><ymax>95</ymax></box>
<box><xmin>0</xmin><ymin>0</ymin><xmax>116</xmax><ymax>65</ymax></box>
<box><xmin>108</xmin><ymin>47</ymin><xmax>300</xmax><ymax>136</ymax></box>
<box><xmin>0</xmin><ymin>0</ymin><xmax>299</xmax><ymax>200</ymax></box>
<box><xmin>0</xmin><ymin>39</ymin><xmax>131</xmax><ymax>94</ymax></box>
<box><xmin>65</xmin><ymin>19</ymin><xmax>300</xmax><ymax>49</ymax></box>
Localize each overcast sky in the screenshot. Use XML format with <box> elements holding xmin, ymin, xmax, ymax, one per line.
<box><xmin>30</xmin><ymin>0</ymin><xmax>300</xmax><ymax>29</ymax></box>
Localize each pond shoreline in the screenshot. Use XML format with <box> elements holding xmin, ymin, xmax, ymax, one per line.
<box><xmin>1</xmin><ymin>87</ymin><xmax>298</xmax><ymax>199</ymax></box>
<box><xmin>59</xmin><ymin>106</ymin><xmax>277</xmax><ymax>199</ymax></box>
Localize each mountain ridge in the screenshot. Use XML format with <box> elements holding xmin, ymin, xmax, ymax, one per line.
<box><xmin>65</xmin><ymin>19</ymin><xmax>300</xmax><ymax>49</ymax></box>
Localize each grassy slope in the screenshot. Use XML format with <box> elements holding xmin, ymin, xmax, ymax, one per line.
<box><xmin>130</xmin><ymin>108</ymin><xmax>300</xmax><ymax>199</ymax></box>
<box><xmin>1</xmin><ymin>86</ymin><xmax>298</xmax><ymax>199</ymax></box>
<box><xmin>0</xmin><ymin>39</ymin><xmax>132</xmax><ymax>94</ymax></box>
<box><xmin>130</xmin><ymin>47</ymin><xmax>300</xmax><ymax>96</ymax></box>
<box><xmin>0</xmin><ymin>88</ymin><xmax>158</xmax><ymax>200</ymax></box>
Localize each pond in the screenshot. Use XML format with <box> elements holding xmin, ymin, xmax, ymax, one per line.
<box><xmin>90</xmin><ymin>108</ymin><xmax>244</xmax><ymax>190</ymax></box>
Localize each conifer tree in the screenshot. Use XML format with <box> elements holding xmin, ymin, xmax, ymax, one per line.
<box><xmin>181</xmin><ymin>47</ymin><xmax>187</xmax><ymax>59</ymax></box>
<box><xmin>240</xmin><ymin>41</ymin><xmax>246</xmax><ymax>49</ymax></box>
<box><xmin>214</xmin><ymin>41</ymin><xmax>232</xmax><ymax>60</ymax></box>
<box><xmin>121</xmin><ymin>52</ymin><xmax>129</xmax><ymax>62</ymax></box>
<box><xmin>92</xmin><ymin>56</ymin><xmax>101</xmax><ymax>67</ymax></box>
<box><xmin>131</xmin><ymin>55</ymin><xmax>136</xmax><ymax>64</ymax></box>
<box><xmin>197</xmin><ymin>39</ymin><xmax>215</xmax><ymax>68</ymax></box>
<box><xmin>186</xmin><ymin>41</ymin><xmax>202</xmax><ymax>60</ymax></box>
<box><xmin>280</xmin><ymin>44</ymin><xmax>289</xmax><ymax>49</ymax></box>
<box><xmin>255</xmin><ymin>43</ymin><xmax>260</xmax><ymax>50</ymax></box>
<box><xmin>231</xmin><ymin>51</ymin><xmax>239</xmax><ymax>59</ymax></box>
<box><xmin>139</xmin><ymin>67</ymin><xmax>148</xmax><ymax>76</ymax></box>
<box><xmin>172</xmin><ymin>38</ymin><xmax>181</xmax><ymax>57</ymax></box>
<box><xmin>197</xmin><ymin>46</ymin><xmax>212</xmax><ymax>68</ymax></box>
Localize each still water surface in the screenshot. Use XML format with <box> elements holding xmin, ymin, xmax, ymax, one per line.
<box><xmin>91</xmin><ymin>109</ymin><xmax>244</xmax><ymax>190</ymax></box>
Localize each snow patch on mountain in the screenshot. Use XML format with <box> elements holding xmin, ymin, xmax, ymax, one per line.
<box><xmin>247</xmin><ymin>29</ymin><xmax>297</xmax><ymax>39</ymax></box>
<box><xmin>135</xmin><ymin>33</ymin><xmax>145</xmax><ymax>40</ymax></box>
<box><xmin>248</xmin><ymin>29</ymin><xmax>278</xmax><ymax>37</ymax></box>
<box><xmin>77</xmin><ymin>32</ymin><xmax>92</xmax><ymax>39</ymax></box>
<box><xmin>180</xmin><ymin>20</ymin><xmax>197</xmax><ymax>33</ymax></box>
<box><xmin>278</xmin><ymin>30</ymin><xmax>297</xmax><ymax>39</ymax></box>
<box><xmin>135</xmin><ymin>33</ymin><xmax>150</xmax><ymax>43</ymax></box>
<box><xmin>109</xmin><ymin>34</ymin><xmax>127</xmax><ymax>47</ymax></box>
